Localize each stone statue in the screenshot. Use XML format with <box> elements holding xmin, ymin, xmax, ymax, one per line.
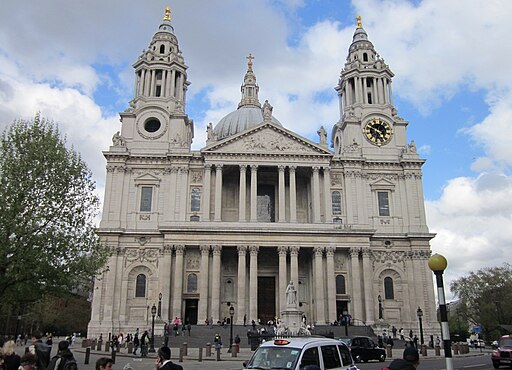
<box><xmin>317</xmin><ymin>126</ymin><xmax>327</xmax><ymax>146</ymax></box>
<box><xmin>112</xmin><ymin>131</ymin><xmax>125</xmax><ymax>146</ymax></box>
<box><xmin>262</xmin><ymin>100</ymin><xmax>273</xmax><ymax>121</ymax></box>
<box><xmin>286</xmin><ymin>281</ymin><xmax>297</xmax><ymax>306</ymax></box>
<box><xmin>206</xmin><ymin>122</ymin><xmax>214</xmax><ymax>141</ymax></box>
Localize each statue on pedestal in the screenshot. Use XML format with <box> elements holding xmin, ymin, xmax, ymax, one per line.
<box><xmin>286</xmin><ymin>281</ymin><xmax>297</xmax><ymax>307</ymax></box>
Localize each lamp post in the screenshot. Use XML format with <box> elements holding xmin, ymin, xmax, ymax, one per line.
<box><xmin>429</xmin><ymin>253</ymin><xmax>453</xmax><ymax>370</ymax></box>
<box><xmin>343</xmin><ymin>310</ymin><xmax>349</xmax><ymax>337</ymax></box>
<box><xmin>378</xmin><ymin>295</ymin><xmax>383</xmax><ymax>319</ymax></box>
<box><xmin>158</xmin><ymin>292</ymin><xmax>162</xmax><ymax>318</ymax></box>
<box><xmin>417</xmin><ymin>307</ymin><xmax>424</xmax><ymax>345</ymax></box>
<box><xmin>149</xmin><ymin>304</ymin><xmax>157</xmax><ymax>353</ymax></box>
<box><xmin>228</xmin><ymin>305</ymin><xmax>235</xmax><ymax>353</ymax></box>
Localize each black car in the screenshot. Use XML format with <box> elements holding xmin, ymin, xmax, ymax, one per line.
<box><xmin>340</xmin><ymin>336</ymin><xmax>386</xmax><ymax>363</ymax></box>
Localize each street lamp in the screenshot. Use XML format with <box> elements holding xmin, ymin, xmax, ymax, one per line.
<box><xmin>378</xmin><ymin>295</ymin><xmax>383</xmax><ymax>319</ymax></box>
<box><xmin>149</xmin><ymin>304</ymin><xmax>157</xmax><ymax>353</ymax></box>
<box><xmin>158</xmin><ymin>292</ymin><xmax>162</xmax><ymax>318</ymax></box>
<box><xmin>428</xmin><ymin>253</ymin><xmax>453</xmax><ymax>370</ymax></box>
<box><xmin>228</xmin><ymin>305</ymin><xmax>235</xmax><ymax>353</ymax></box>
<box><xmin>417</xmin><ymin>307</ymin><xmax>424</xmax><ymax>345</ymax></box>
<box><xmin>343</xmin><ymin>310</ymin><xmax>349</xmax><ymax>337</ymax></box>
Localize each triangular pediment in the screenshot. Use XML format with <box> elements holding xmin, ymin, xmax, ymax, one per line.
<box><xmin>369</xmin><ymin>177</ymin><xmax>395</xmax><ymax>189</ymax></box>
<box><xmin>202</xmin><ymin>122</ymin><xmax>332</xmax><ymax>157</ymax></box>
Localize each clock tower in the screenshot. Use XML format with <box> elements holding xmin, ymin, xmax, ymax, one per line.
<box><xmin>332</xmin><ymin>16</ymin><xmax>410</xmax><ymax>161</ymax></box>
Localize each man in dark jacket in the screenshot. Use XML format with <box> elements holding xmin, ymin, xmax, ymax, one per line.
<box><xmin>154</xmin><ymin>347</ymin><xmax>182</xmax><ymax>370</ymax></box>
<box><xmin>387</xmin><ymin>346</ymin><xmax>420</xmax><ymax>370</ymax></box>
<box><xmin>46</xmin><ymin>341</ymin><xmax>77</xmax><ymax>370</ymax></box>
<box><xmin>30</xmin><ymin>334</ymin><xmax>51</xmax><ymax>370</ymax></box>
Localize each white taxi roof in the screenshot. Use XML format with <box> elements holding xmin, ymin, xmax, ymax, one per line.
<box><xmin>259</xmin><ymin>336</ymin><xmax>345</xmax><ymax>349</ymax></box>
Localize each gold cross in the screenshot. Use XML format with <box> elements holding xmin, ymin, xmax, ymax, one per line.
<box><xmin>163</xmin><ymin>6</ymin><xmax>171</xmax><ymax>21</ymax></box>
<box><xmin>356</xmin><ymin>15</ymin><xmax>363</xmax><ymax>28</ymax></box>
<box><xmin>246</xmin><ymin>53</ymin><xmax>254</xmax><ymax>70</ymax></box>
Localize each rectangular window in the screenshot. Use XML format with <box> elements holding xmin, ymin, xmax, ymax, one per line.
<box><xmin>140</xmin><ymin>186</ymin><xmax>153</xmax><ymax>212</ymax></box>
<box><xmin>378</xmin><ymin>191</ymin><xmax>390</xmax><ymax>216</ymax></box>
<box><xmin>332</xmin><ymin>191</ymin><xmax>342</xmax><ymax>215</ymax></box>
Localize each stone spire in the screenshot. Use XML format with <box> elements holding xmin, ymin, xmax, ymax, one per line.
<box><xmin>238</xmin><ymin>53</ymin><xmax>261</xmax><ymax>108</ymax></box>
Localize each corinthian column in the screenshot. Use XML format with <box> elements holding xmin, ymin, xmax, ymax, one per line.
<box><xmin>314</xmin><ymin>246</ymin><xmax>325</xmax><ymax>324</ymax></box>
<box><xmin>249</xmin><ymin>246</ymin><xmax>259</xmax><ymax>322</ymax></box>
<box><xmin>203</xmin><ymin>164</ymin><xmax>211</xmax><ymax>221</ymax></box>
<box><xmin>312</xmin><ymin>167</ymin><xmax>321</xmax><ymax>223</ymax></box>
<box><xmin>323</xmin><ymin>167</ymin><xmax>332</xmax><ymax>223</ymax></box>
<box><xmin>236</xmin><ymin>245</ymin><xmax>248</xmax><ymax>323</ymax></box>
<box><xmin>289</xmin><ymin>246</ymin><xmax>299</xmax><ymax>289</ymax></box>
<box><xmin>211</xmin><ymin>245</ymin><xmax>222</xmax><ymax>323</ymax></box>
<box><xmin>278</xmin><ymin>246</ymin><xmax>288</xmax><ymax>312</ymax></box>
<box><xmin>278</xmin><ymin>165</ymin><xmax>286</xmax><ymax>222</ymax></box>
<box><xmin>198</xmin><ymin>245</ymin><xmax>210</xmax><ymax>324</ymax></box>
<box><xmin>250</xmin><ymin>165</ymin><xmax>258</xmax><ymax>222</ymax></box>
<box><xmin>362</xmin><ymin>249</ymin><xmax>374</xmax><ymax>325</ymax></box>
<box><xmin>289</xmin><ymin>166</ymin><xmax>297</xmax><ymax>222</ymax></box>
<box><xmin>325</xmin><ymin>246</ymin><xmax>336</xmax><ymax>324</ymax></box>
<box><xmin>214</xmin><ymin>165</ymin><xmax>223</xmax><ymax>221</ymax></box>
<box><xmin>239</xmin><ymin>165</ymin><xmax>247</xmax><ymax>222</ymax></box>
<box><xmin>172</xmin><ymin>245</ymin><xmax>185</xmax><ymax>319</ymax></box>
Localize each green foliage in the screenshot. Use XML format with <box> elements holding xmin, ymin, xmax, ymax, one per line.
<box><xmin>0</xmin><ymin>114</ymin><xmax>108</xmax><ymax>304</ymax></box>
<box><xmin>450</xmin><ymin>264</ymin><xmax>512</xmax><ymax>341</ymax></box>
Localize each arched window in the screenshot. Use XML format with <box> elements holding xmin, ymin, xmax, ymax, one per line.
<box><xmin>332</xmin><ymin>191</ymin><xmax>342</xmax><ymax>215</ymax></box>
<box><xmin>135</xmin><ymin>274</ymin><xmax>146</xmax><ymax>297</ymax></box>
<box><xmin>384</xmin><ymin>277</ymin><xmax>394</xmax><ymax>299</ymax></box>
<box><xmin>191</xmin><ymin>188</ymin><xmax>201</xmax><ymax>212</ymax></box>
<box><xmin>336</xmin><ymin>275</ymin><xmax>346</xmax><ymax>294</ymax></box>
<box><xmin>160</xmin><ymin>45</ymin><xmax>165</xmax><ymax>54</ymax></box>
<box><xmin>187</xmin><ymin>273</ymin><xmax>197</xmax><ymax>292</ymax></box>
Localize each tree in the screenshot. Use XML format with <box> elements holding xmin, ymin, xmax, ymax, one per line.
<box><xmin>450</xmin><ymin>264</ymin><xmax>512</xmax><ymax>341</ymax></box>
<box><xmin>0</xmin><ymin>114</ymin><xmax>108</xmax><ymax>306</ymax></box>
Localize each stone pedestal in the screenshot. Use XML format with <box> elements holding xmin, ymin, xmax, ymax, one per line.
<box><xmin>281</xmin><ymin>309</ymin><xmax>304</xmax><ymax>335</ymax></box>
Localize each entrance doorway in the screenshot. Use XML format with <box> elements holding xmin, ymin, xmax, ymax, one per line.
<box><xmin>258</xmin><ymin>277</ymin><xmax>276</xmax><ymax>323</ymax></box>
<box><xmin>336</xmin><ymin>301</ymin><xmax>349</xmax><ymax>322</ymax></box>
<box><xmin>184</xmin><ymin>299</ymin><xmax>198</xmax><ymax>325</ymax></box>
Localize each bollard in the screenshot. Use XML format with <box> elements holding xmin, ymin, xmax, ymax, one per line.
<box><xmin>179</xmin><ymin>347</ymin><xmax>183</xmax><ymax>363</ymax></box>
<box><xmin>435</xmin><ymin>345</ymin><xmax>441</xmax><ymax>356</ymax></box>
<box><xmin>216</xmin><ymin>347</ymin><xmax>221</xmax><ymax>361</ymax></box>
<box><xmin>421</xmin><ymin>344</ymin><xmax>427</xmax><ymax>356</ymax></box>
<box><xmin>199</xmin><ymin>347</ymin><xmax>203</xmax><ymax>362</ymax></box>
<box><xmin>236</xmin><ymin>343</ymin><xmax>240</xmax><ymax>354</ymax></box>
<box><xmin>386</xmin><ymin>344</ymin><xmax>392</xmax><ymax>358</ymax></box>
<box><xmin>453</xmin><ymin>343</ymin><xmax>459</xmax><ymax>355</ymax></box>
<box><xmin>111</xmin><ymin>348</ymin><xmax>116</xmax><ymax>364</ymax></box>
<box><xmin>97</xmin><ymin>341</ymin><xmax>102</xmax><ymax>351</ymax></box>
<box><xmin>231</xmin><ymin>344</ymin><xmax>237</xmax><ymax>357</ymax></box>
<box><xmin>127</xmin><ymin>342</ymin><xmax>133</xmax><ymax>354</ymax></box>
<box><xmin>182</xmin><ymin>342</ymin><xmax>188</xmax><ymax>356</ymax></box>
<box><xmin>85</xmin><ymin>347</ymin><xmax>91</xmax><ymax>365</ymax></box>
<box><xmin>206</xmin><ymin>343</ymin><xmax>211</xmax><ymax>357</ymax></box>
<box><xmin>105</xmin><ymin>341</ymin><xmax>110</xmax><ymax>352</ymax></box>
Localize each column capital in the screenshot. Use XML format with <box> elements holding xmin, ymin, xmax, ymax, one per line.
<box><xmin>174</xmin><ymin>244</ymin><xmax>185</xmax><ymax>254</ymax></box>
<box><xmin>179</xmin><ymin>167</ymin><xmax>189</xmax><ymax>174</ymax></box>
<box><xmin>322</xmin><ymin>166</ymin><xmax>330</xmax><ymax>173</ymax></box>
<box><xmin>215</xmin><ymin>164</ymin><xmax>223</xmax><ymax>171</ymax></box>
<box><xmin>313</xmin><ymin>246</ymin><xmax>324</xmax><ymax>257</ymax></box>
<box><xmin>200</xmin><ymin>245</ymin><xmax>210</xmax><ymax>254</ymax></box>
<box><xmin>237</xmin><ymin>245</ymin><xmax>248</xmax><ymax>255</ymax></box>
<box><xmin>212</xmin><ymin>245</ymin><xmax>222</xmax><ymax>255</ymax></box>
<box><xmin>326</xmin><ymin>246</ymin><xmax>336</xmax><ymax>257</ymax></box>
<box><xmin>312</xmin><ymin>166</ymin><xmax>320</xmax><ymax>172</ymax></box>
<box><xmin>251</xmin><ymin>164</ymin><xmax>258</xmax><ymax>172</ymax></box>
<box><xmin>349</xmin><ymin>247</ymin><xmax>361</xmax><ymax>257</ymax></box>
<box><xmin>239</xmin><ymin>164</ymin><xmax>247</xmax><ymax>172</ymax></box>
<box><xmin>278</xmin><ymin>165</ymin><xmax>286</xmax><ymax>172</ymax></box>
<box><xmin>249</xmin><ymin>245</ymin><xmax>259</xmax><ymax>255</ymax></box>
<box><xmin>278</xmin><ymin>246</ymin><xmax>288</xmax><ymax>255</ymax></box>
<box><xmin>289</xmin><ymin>165</ymin><xmax>297</xmax><ymax>172</ymax></box>
<box><xmin>289</xmin><ymin>246</ymin><xmax>300</xmax><ymax>256</ymax></box>
<box><xmin>204</xmin><ymin>163</ymin><xmax>212</xmax><ymax>170</ymax></box>
<box><xmin>163</xmin><ymin>244</ymin><xmax>173</xmax><ymax>255</ymax></box>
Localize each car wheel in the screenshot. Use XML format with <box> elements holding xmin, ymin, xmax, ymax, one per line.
<box><xmin>379</xmin><ymin>354</ymin><xmax>386</xmax><ymax>362</ymax></box>
<box><xmin>492</xmin><ymin>360</ymin><xmax>499</xmax><ymax>369</ymax></box>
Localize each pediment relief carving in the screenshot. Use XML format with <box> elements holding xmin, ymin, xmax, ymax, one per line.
<box><xmin>205</xmin><ymin>125</ymin><xmax>331</xmax><ymax>156</ymax></box>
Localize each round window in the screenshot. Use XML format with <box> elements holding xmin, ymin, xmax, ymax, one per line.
<box><xmin>144</xmin><ymin>118</ymin><xmax>161</xmax><ymax>133</ymax></box>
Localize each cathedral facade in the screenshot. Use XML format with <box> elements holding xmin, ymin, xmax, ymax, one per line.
<box><xmin>88</xmin><ymin>10</ymin><xmax>437</xmax><ymax>337</ymax></box>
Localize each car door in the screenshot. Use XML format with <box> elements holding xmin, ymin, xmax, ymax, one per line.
<box><xmin>320</xmin><ymin>344</ymin><xmax>343</xmax><ymax>369</ymax></box>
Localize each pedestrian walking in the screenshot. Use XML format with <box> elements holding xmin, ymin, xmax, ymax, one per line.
<box><xmin>132</xmin><ymin>333</ymin><xmax>139</xmax><ymax>355</ymax></box>
<box><xmin>46</xmin><ymin>340</ymin><xmax>77</xmax><ymax>370</ymax></box>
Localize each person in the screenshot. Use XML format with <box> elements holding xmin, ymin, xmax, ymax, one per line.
<box><xmin>392</xmin><ymin>326</ymin><xmax>397</xmax><ymax>339</ymax></box>
<box><xmin>387</xmin><ymin>336</ymin><xmax>394</xmax><ymax>350</ymax></box>
<box><xmin>251</xmin><ymin>320</ymin><xmax>256</xmax><ymax>331</ymax></box>
<box><xmin>243</xmin><ymin>314</ymin><xmax>247</xmax><ymax>327</ymax></box>
<box><xmin>140</xmin><ymin>331</ymin><xmax>149</xmax><ymax>357</ymax></box>
<box><xmin>20</xmin><ymin>353</ymin><xmax>37</xmax><ymax>370</ymax></box>
<box><xmin>186</xmin><ymin>323</ymin><xmax>191</xmax><ymax>336</ymax></box>
<box><xmin>47</xmin><ymin>340</ymin><xmax>77</xmax><ymax>370</ymax></box>
<box><xmin>95</xmin><ymin>357</ymin><xmax>113</xmax><ymax>370</ymax></box>
<box><xmin>387</xmin><ymin>346</ymin><xmax>420</xmax><ymax>370</ymax></box>
<box><xmin>399</xmin><ymin>328</ymin><xmax>404</xmax><ymax>341</ymax></box>
<box><xmin>2</xmin><ymin>340</ymin><xmax>20</xmax><ymax>370</ymax></box>
<box><xmin>154</xmin><ymin>347</ymin><xmax>182</xmax><ymax>370</ymax></box>
<box><xmin>413</xmin><ymin>335</ymin><xmax>418</xmax><ymax>349</ymax></box>
<box><xmin>29</xmin><ymin>334</ymin><xmax>51</xmax><ymax>370</ymax></box>
<box><xmin>132</xmin><ymin>332</ymin><xmax>139</xmax><ymax>356</ymax></box>
<box><xmin>435</xmin><ymin>336</ymin><xmax>441</xmax><ymax>347</ymax></box>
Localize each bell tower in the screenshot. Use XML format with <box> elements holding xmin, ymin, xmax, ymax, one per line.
<box><xmin>331</xmin><ymin>16</ymin><xmax>409</xmax><ymax>161</ymax></box>
<box><xmin>117</xmin><ymin>6</ymin><xmax>193</xmax><ymax>155</ymax></box>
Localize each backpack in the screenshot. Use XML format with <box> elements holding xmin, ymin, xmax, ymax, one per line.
<box><xmin>62</xmin><ymin>359</ymin><xmax>78</xmax><ymax>370</ymax></box>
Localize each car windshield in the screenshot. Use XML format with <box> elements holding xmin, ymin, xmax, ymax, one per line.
<box><xmin>500</xmin><ymin>338</ymin><xmax>512</xmax><ymax>347</ymax></box>
<box><xmin>246</xmin><ymin>346</ymin><xmax>301</xmax><ymax>369</ymax></box>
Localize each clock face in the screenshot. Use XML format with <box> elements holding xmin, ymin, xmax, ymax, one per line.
<box><xmin>364</xmin><ymin>118</ymin><xmax>392</xmax><ymax>146</ymax></box>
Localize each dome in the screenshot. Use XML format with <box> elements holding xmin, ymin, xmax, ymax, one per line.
<box><xmin>212</xmin><ymin>54</ymin><xmax>282</xmax><ymax>141</ymax></box>
<box><xmin>214</xmin><ymin>105</ymin><xmax>281</xmax><ymax>140</ymax></box>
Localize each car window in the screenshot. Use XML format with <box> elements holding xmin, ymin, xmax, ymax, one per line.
<box><xmin>352</xmin><ymin>338</ymin><xmax>360</xmax><ymax>346</ymax></box>
<box><xmin>300</xmin><ymin>347</ymin><xmax>320</xmax><ymax>368</ymax></box>
<box><xmin>338</xmin><ymin>344</ymin><xmax>352</xmax><ymax>365</ymax></box>
<box><xmin>361</xmin><ymin>338</ymin><xmax>370</xmax><ymax>347</ymax></box>
<box><xmin>248</xmin><ymin>347</ymin><xmax>299</xmax><ymax>369</ymax></box>
<box><xmin>368</xmin><ymin>338</ymin><xmax>375</xmax><ymax>347</ymax></box>
<box><xmin>321</xmin><ymin>345</ymin><xmax>342</xmax><ymax>369</ymax></box>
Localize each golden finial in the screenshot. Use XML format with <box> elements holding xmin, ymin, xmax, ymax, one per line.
<box><xmin>163</xmin><ymin>6</ymin><xmax>171</xmax><ymax>21</ymax></box>
<box><xmin>356</xmin><ymin>15</ymin><xmax>363</xmax><ymax>29</ymax></box>
<box><xmin>246</xmin><ymin>53</ymin><xmax>254</xmax><ymax>71</ymax></box>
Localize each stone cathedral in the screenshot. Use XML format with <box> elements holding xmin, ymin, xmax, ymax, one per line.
<box><xmin>88</xmin><ymin>10</ymin><xmax>437</xmax><ymax>337</ymax></box>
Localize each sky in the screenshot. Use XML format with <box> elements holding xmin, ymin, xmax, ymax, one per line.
<box><xmin>0</xmin><ymin>0</ymin><xmax>511</xmax><ymax>301</ymax></box>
